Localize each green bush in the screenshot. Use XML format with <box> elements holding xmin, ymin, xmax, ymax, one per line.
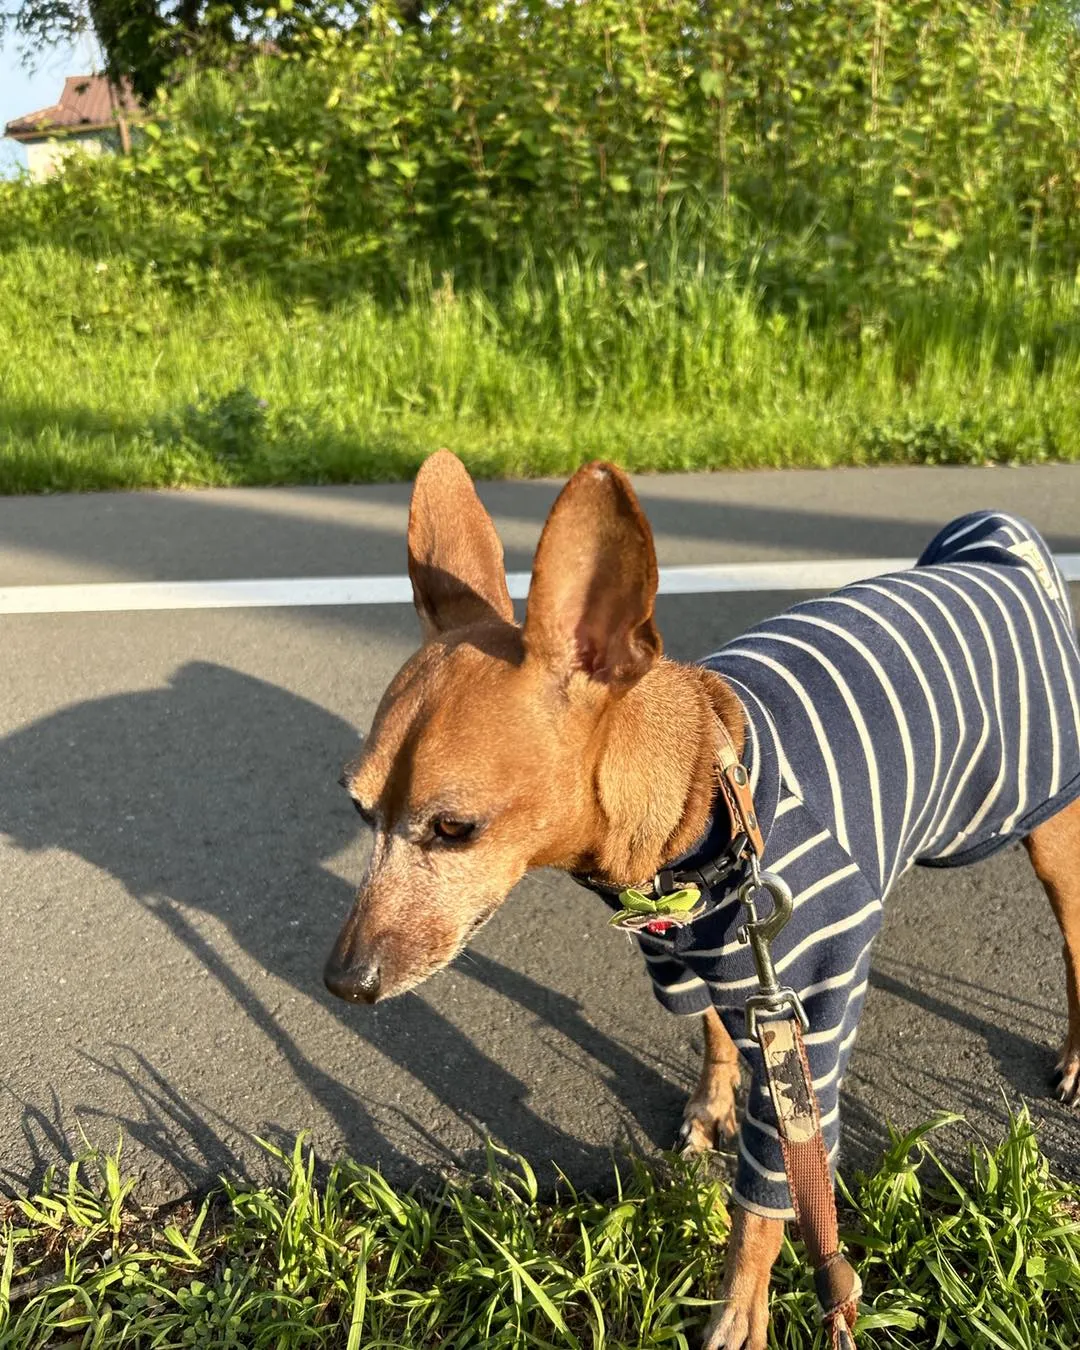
<box><xmin>2</xmin><ymin>2</ymin><xmax>1079</xmax><ymax>488</ymax></box>
<box><xmin>2</xmin><ymin>0</ymin><xmax>1079</xmax><ymax>311</ymax></box>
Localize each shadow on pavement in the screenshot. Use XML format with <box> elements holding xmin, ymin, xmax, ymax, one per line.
<box><xmin>0</xmin><ymin>661</ymin><xmax>682</xmax><ymax>1195</ymax></box>
<box><xmin>3</xmin><ymin>658</ymin><xmax>1075</xmax><ymax>1200</ymax></box>
<box><xmin>2</xmin><ymin>463</ymin><xmax>1077</xmax><ymax>591</ymax></box>
<box><xmin>863</xmin><ymin>958</ymin><xmax>1077</xmax><ymax>1178</ymax></box>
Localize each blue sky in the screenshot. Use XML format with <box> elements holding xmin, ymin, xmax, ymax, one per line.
<box><xmin>1</xmin><ymin>34</ymin><xmax>86</xmax><ymax>176</ymax></box>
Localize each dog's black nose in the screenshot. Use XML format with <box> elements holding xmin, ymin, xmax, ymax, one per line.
<box><xmin>324</xmin><ymin>957</ymin><xmax>381</xmax><ymax>1004</ymax></box>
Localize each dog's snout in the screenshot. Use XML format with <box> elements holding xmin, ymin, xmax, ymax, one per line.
<box><xmin>324</xmin><ymin>953</ymin><xmax>382</xmax><ymax>1003</ymax></box>
<box><xmin>324</xmin><ymin>904</ymin><xmax>384</xmax><ymax>1003</ymax></box>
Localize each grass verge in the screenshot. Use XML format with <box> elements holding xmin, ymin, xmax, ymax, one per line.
<box><xmin>2</xmin><ymin>247</ymin><xmax>1079</xmax><ymax>494</ymax></box>
<box><xmin>1</xmin><ymin>1110</ymin><xmax>1077</xmax><ymax>1348</ymax></box>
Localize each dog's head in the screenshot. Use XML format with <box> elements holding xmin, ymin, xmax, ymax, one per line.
<box><xmin>323</xmin><ymin>450</ymin><xmax>667</xmax><ymax>1002</ymax></box>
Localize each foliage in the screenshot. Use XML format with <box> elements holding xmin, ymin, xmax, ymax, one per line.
<box><xmin>1</xmin><ymin>1110</ymin><xmax>1078</xmax><ymax>1348</ymax></box>
<box><xmin>2</xmin><ymin>0</ymin><xmax>1079</xmax><ymax>309</ymax></box>
<box><xmin>0</xmin><ymin>0</ymin><xmax>432</xmax><ymax>102</ymax></box>
<box><xmin>1</xmin><ymin>1</ymin><xmax>1079</xmax><ymax>486</ymax></box>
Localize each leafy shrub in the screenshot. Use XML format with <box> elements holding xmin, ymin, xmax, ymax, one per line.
<box><xmin>1</xmin><ymin>0</ymin><xmax>1078</xmax><ymax>315</ymax></box>
<box><xmin>166</xmin><ymin>386</ymin><xmax>270</xmax><ymax>465</ymax></box>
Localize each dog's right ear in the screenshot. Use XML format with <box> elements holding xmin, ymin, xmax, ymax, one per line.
<box><xmin>525</xmin><ymin>461</ymin><xmax>661</xmax><ymax>691</ymax></box>
<box><xmin>407</xmin><ymin>450</ymin><xmax>514</xmax><ymax>640</ymax></box>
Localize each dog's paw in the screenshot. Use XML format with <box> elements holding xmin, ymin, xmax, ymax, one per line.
<box><xmin>699</xmin><ymin>1294</ymin><xmax>769</xmax><ymax>1350</ymax></box>
<box><xmin>677</xmin><ymin>1103</ymin><xmax>736</xmax><ymax>1157</ymax></box>
<box><xmin>677</xmin><ymin>1079</ymin><xmax>739</xmax><ymax>1157</ymax></box>
<box><xmin>1051</xmin><ymin>1040</ymin><xmax>1080</xmax><ymax>1107</ymax></box>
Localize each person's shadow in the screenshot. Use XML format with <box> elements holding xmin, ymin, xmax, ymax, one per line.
<box><xmin>1</xmin><ymin>661</ymin><xmax>686</xmax><ymax>1196</ymax></box>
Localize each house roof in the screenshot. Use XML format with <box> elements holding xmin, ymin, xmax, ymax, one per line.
<box><xmin>4</xmin><ymin>75</ymin><xmax>140</xmax><ymax>142</ymax></box>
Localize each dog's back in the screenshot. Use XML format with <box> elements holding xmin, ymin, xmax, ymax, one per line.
<box><xmin>708</xmin><ymin>510</ymin><xmax>1080</xmax><ymax>889</ymax></box>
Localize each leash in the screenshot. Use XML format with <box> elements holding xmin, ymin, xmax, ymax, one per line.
<box><xmin>738</xmin><ymin>855</ymin><xmax>860</xmax><ymax>1348</ymax></box>
<box><xmin>583</xmin><ymin>723</ymin><xmax>861</xmax><ymax>1346</ymax></box>
<box><xmin>715</xmin><ymin>721</ymin><xmax>861</xmax><ymax>1346</ymax></box>
<box><xmin>719</xmin><ymin>724</ymin><xmax>861</xmax><ymax>1347</ymax></box>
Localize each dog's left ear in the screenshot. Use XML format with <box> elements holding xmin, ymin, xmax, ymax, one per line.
<box><xmin>408</xmin><ymin>450</ymin><xmax>514</xmax><ymax>639</ymax></box>
<box><xmin>525</xmin><ymin>461</ymin><xmax>661</xmax><ymax>690</ymax></box>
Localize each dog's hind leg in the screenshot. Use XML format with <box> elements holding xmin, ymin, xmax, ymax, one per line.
<box><xmin>1024</xmin><ymin>794</ymin><xmax>1080</xmax><ymax>1106</ymax></box>
<box><xmin>678</xmin><ymin>1005</ymin><xmax>741</xmax><ymax>1154</ymax></box>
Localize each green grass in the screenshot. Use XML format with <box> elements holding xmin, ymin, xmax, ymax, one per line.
<box><xmin>1</xmin><ymin>246</ymin><xmax>1079</xmax><ymax>494</ymax></box>
<box><xmin>1</xmin><ymin>1110</ymin><xmax>1077</xmax><ymax>1349</ymax></box>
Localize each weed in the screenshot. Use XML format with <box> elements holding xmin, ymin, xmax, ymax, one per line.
<box><xmin>1</xmin><ymin>1110</ymin><xmax>1077</xmax><ymax>1348</ymax></box>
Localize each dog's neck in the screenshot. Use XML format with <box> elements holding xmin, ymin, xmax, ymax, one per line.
<box><xmin>567</xmin><ymin>661</ymin><xmax>746</xmax><ymax>887</ymax></box>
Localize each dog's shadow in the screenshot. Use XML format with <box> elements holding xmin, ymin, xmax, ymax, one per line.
<box><xmin>0</xmin><ymin>661</ymin><xmax>681</xmax><ymax>1195</ymax></box>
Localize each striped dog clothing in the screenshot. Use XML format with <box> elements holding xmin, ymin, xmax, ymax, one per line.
<box><xmin>627</xmin><ymin>512</ymin><xmax>1080</xmax><ymax>1218</ymax></box>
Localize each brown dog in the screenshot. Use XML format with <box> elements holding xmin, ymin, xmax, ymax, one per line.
<box><xmin>325</xmin><ymin>451</ymin><xmax>1080</xmax><ymax>1348</ymax></box>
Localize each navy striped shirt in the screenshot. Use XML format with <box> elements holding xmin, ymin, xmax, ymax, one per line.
<box><xmin>634</xmin><ymin>512</ymin><xmax>1080</xmax><ymax>1218</ymax></box>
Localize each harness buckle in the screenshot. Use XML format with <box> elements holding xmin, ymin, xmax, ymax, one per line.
<box><xmin>737</xmin><ymin>866</ymin><xmax>809</xmax><ymax>1039</ymax></box>
<box><xmin>654</xmin><ymin>867</ymin><xmax>677</xmax><ymax>895</ymax></box>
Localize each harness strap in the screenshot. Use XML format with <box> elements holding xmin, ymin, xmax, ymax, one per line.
<box><xmin>714</xmin><ymin>721</ymin><xmax>766</xmax><ymax>859</ymax></box>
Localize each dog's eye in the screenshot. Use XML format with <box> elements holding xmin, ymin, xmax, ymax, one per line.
<box><xmin>432</xmin><ymin>817</ymin><xmax>477</xmax><ymax>844</ymax></box>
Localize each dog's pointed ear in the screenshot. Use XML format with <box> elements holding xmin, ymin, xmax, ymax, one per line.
<box><xmin>408</xmin><ymin>450</ymin><xmax>514</xmax><ymax>639</ymax></box>
<box><xmin>524</xmin><ymin>461</ymin><xmax>661</xmax><ymax>690</ymax></box>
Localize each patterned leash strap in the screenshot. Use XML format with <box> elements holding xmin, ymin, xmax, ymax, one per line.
<box><xmin>738</xmin><ymin>861</ymin><xmax>861</xmax><ymax>1350</ymax></box>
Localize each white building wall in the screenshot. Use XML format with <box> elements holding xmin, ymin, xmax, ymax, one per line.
<box><xmin>24</xmin><ymin>132</ymin><xmax>112</xmax><ymax>183</ymax></box>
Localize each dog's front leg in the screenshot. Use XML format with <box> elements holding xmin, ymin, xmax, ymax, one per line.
<box><xmin>700</xmin><ymin>1203</ymin><xmax>784</xmax><ymax>1350</ymax></box>
<box><xmin>679</xmin><ymin>1005</ymin><xmax>741</xmax><ymax>1154</ymax></box>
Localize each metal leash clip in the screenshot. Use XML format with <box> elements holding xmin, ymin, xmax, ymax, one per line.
<box><xmin>737</xmin><ymin>855</ymin><xmax>809</xmax><ymax>1040</ymax></box>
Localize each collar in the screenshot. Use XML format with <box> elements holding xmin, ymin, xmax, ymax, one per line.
<box><xmin>571</xmin><ymin>679</ymin><xmax>782</xmax><ymax>943</ymax></box>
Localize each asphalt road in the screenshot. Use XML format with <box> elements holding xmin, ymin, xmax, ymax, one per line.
<box><xmin>2</xmin><ymin>464</ymin><xmax>1079</xmax><ymax>1207</ymax></box>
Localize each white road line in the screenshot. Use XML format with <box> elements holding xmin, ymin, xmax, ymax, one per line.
<box><xmin>0</xmin><ymin>556</ymin><xmax>1078</xmax><ymax>615</ymax></box>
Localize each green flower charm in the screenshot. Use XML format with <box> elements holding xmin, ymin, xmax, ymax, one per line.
<box><xmin>610</xmin><ymin>884</ymin><xmax>702</xmax><ymax>929</ymax></box>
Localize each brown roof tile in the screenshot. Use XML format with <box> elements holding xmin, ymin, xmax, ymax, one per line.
<box><xmin>5</xmin><ymin>75</ymin><xmax>140</xmax><ymax>141</ymax></box>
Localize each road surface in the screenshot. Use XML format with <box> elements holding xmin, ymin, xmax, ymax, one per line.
<box><xmin>2</xmin><ymin>463</ymin><xmax>1078</xmax><ymax>1206</ymax></box>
